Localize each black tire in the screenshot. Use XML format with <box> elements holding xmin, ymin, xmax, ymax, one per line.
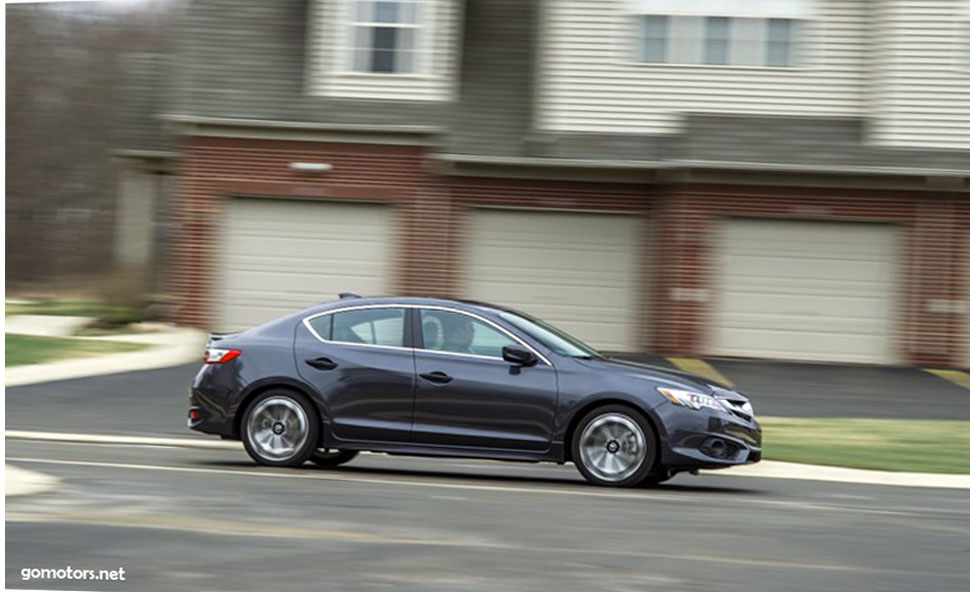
<box><xmin>571</xmin><ymin>404</ymin><xmax>657</xmax><ymax>488</ymax></box>
<box><xmin>241</xmin><ymin>389</ymin><xmax>320</xmax><ymax>467</ymax></box>
<box><xmin>309</xmin><ymin>449</ymin><xmax>359</xmax><ymax>467</ymax></box>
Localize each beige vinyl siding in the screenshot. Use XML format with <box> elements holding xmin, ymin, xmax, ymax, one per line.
<box><xmin>869</xmin><ymin>0</ymin><xmax>970</xmax><ymax>150</ymax></box>
<box><xmin>307</xmin><ymin>0</ymin><xmax>460</xmax><ymax>101</ymax></box>
<box><xmin>537</xmin><ymin>0</ymin><xmax>868</xmax><ymax>134</ymax></box>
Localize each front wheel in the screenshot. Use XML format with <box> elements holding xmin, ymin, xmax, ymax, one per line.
<box><xmin>241</xmin><ymin>390</ymin><xmax>320</xmax><ymax>467</ymax></box>
<box><xmin>571</xmin><ymin>405</ymin><xmax>657</xmax><ymax>488</ymax></box>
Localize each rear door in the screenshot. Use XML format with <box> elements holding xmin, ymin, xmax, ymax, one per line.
<box><xmin>295</xmin><ymin>305</ymin><xmax>415</xmax><ymax>443</ymax></box>
<box><xmin>411</xmin><ymin>307</ymin><xmax>558</xmax><ymax>451</ymax></box>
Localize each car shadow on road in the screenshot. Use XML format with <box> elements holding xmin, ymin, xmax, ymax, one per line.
<box><xmin>193</xmin><ymin>460</ymin><xmax>765</xmax><ymax>495</ymax></box>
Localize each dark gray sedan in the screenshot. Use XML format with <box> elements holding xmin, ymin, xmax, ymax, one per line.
<box><xmin>188</xmin><ymin>296</ymin><xmax>761</xmax><ymax>487</ymax></box>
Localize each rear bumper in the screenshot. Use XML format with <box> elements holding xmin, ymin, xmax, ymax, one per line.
<box><xmin>187</xmin><ymin>365</ymin><xmax>236</xmax><ymax>438</ymax></box>
<box><xmin>655</xmin><ymin>403</ymin><xmax>762</xmax><ymax>471</ymax></box>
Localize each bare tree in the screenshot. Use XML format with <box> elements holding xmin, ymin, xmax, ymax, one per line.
<box><xmin>5</xmin><ymin>0</ymin><xmax>180</xmax><ymax>293</ymax></box>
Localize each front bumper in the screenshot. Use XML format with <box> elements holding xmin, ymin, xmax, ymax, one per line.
<box><xmin>655</xmin><ymin>402</ymin><xmax>762</xmax><ymax>471</ymax></box>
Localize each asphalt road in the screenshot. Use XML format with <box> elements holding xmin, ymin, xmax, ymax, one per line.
<box><xmin>6</xmin><ymin>360</ymin><xmax>970</xmax><ymax>442</ymax></box>
<box><xmin>7</xmin><ymin>438</ymin><xmax>970</xmax><ymax>592</ymax></box>
<box><xmin>6</xmin><ymin>361</ymin><xmax>969</xmax><ymax>591</ymax></box>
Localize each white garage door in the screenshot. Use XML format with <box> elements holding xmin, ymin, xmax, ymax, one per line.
<box><xmin>465</xmin><ymin>209</ymin><xmax>643</xmax><ymax>352</ymax></box>
<box><xmin>712</xmin><ymin>218</ymin><xmax>898</xmax><ymax>364</ymax></box>
<box><xmin>218</xmin><ymin>198</ymin><xmax>390</xmax><ymax>331</ymax></box>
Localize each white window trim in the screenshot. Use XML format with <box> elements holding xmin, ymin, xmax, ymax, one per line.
<box><xmin>302</xmin><ymin>304</ymin><xmax>552</xmax><ymax>366</ymax></box>
<box><xmin>620</xmin><ymin>13</ymin><xmax>808</xmax><ymax>70</ymax></box>
<box><xmin>334</xmin><ymin>0</ymin><xmax>439</xmax><ymax>78</ymax></box>
<box><xmin>624</xmin><ymin>0</ymin><xmax>816</xmax><ymax>19</ymax></box>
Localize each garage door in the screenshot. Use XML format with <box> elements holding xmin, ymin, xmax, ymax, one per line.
<box><xmin>712</xmin><ymin>218</ymin><xmax>898</xmax><ymax>364</ymax></box>
<box><xmin>218</xmin><ymin>198</ymin><xmax>390</xmax><ymax>331</ymax></box>
<box><xmin>465</xmin><ymin>209</ymin><xmax>643</xmax><ymax>352</ymax></box>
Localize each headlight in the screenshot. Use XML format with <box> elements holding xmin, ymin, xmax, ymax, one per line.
<box><xmin>657</xmin><ymin>387</ymin><xmax>727</xmax><ymax>412</ymax></box>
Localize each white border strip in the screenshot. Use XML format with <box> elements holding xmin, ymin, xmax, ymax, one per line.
<box><xmin>5</xmin><ymin>430</ymin><xmax>241</xmax><ymax>450</ymax></box>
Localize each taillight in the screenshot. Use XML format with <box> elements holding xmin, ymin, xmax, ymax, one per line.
<box><xmin>203</xmin><ymin>348</ymin><xmax>242</xmax><ymax>364</ymax></box>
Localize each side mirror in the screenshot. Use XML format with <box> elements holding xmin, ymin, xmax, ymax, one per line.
<box><xmin>502</xmin><ymin>345</ymin><xmax>537</xmax><ymax>367</ymax></box>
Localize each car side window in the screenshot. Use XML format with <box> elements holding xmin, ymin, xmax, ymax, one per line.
<box><xmin>419</xmin><ymin>309</ymin><xmax>517</xmax><ymax>358</ymax></box>
<box><xmin>330</xmin><ymin>308</ymin><xmax>405</xmax><ymax>347</ymax></box>
<box><xmin>307</xmin><ymin>315</ymin><xmax>332</xmax><ymax>340</ymax></box>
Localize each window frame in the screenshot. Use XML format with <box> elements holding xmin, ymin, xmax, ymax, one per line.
<box><xmin>342</xmin><ymin>0</ymin><xmax>428</xmax><ymax>76</ymax></box>
<box><xmin>413</xmin><ymin>306</ymin><xmax>550</xmax><ymax>365</ymax></box>
<box><xmin>627</xmin><ymin>13</ymin><xmax>805</xmax><ymax>70</ymax></box>
<box><xmin>415</xmin><ymin>307</ymin><xmax>524</xmax><ymax>362</ymax></box>
<box><xmin>303</xmin><ymin>304</ymin><xmax>412</xmax><ymax>352</ymax></box>
<box><xmin>302</xmin><ymin>304</ymin><xmax>551</xmax><ymax>365</ymax></box>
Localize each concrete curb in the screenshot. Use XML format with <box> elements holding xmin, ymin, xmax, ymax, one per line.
<box><xmin>5</xmin><ymin>463</ymin><xmax>60</xmax><ymax>497</ymax></box>
<box><xmin>708</xmin><ymin>460</ymin><xmax>970</xmax><ymax>489</ymax></box>
<box><xmin>5</xmin><ymin>430</ymin><xmax>241</xmax><ymax>450</ymax></box>
<box><xmin>7</xmin><ymin>430</ymin><xmax>970</xmax><ymax>489</ymax></box>
<box><xmin>5</xmin><ymin>327</ymin><xmax>208</xmax><ymax>387</ymax></box>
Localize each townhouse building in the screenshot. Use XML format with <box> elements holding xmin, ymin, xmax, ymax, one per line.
<box><xmin>116</xmin><ymin>0</ymin><xmax>970</xmax><ymax>366</ymax></box>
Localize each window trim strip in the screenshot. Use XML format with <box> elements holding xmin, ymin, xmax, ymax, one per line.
<box><xmin>301</xmin><ymin>304</ymin><xmax>551</xmax><ymax>366</ymax></box>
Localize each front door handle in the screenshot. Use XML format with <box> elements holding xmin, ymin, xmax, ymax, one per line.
<box><xmin>419</xmin><ymin>371</ymin><xmax>453</xmax><ymax>384</ymax></box>
<box><xmin>305</xmin><ymin>357</ymin><xmax>338</xmax><ymax>371</ymax></box>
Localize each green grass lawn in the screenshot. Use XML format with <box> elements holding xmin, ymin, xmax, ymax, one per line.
<box><xmin>5</xmin><ymin>333</ymin><xmax>150</xmax><ymax>367</ymax></box>
<box><xmin>761</xmin><ymin>417</ymin><xmax>970</xmax><ymax>474</ymax></box>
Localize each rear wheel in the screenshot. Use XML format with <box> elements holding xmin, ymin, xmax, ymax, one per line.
<box><xmin>309</xmin><ymin>449</ymin><xmax>359</xmax><ymax>467</ymax></box>
<box><xmin>571</xmin><ymin>404</ymin><xmax>656</xmax><ymax>488</ymax></box>
<box><xmin>241</xmin><ymin>390</ymin><xmax>319</xmax><ymax>467</ymax></box>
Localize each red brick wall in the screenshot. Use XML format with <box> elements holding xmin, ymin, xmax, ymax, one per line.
<box><xmin>171</xmin><ymin>136</ymin><xmax>969</xmax><ymax>367</ymax></box>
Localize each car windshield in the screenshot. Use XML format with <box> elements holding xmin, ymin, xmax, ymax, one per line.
<box><xmin>499</xmin><ymin>311</ymin><xmax>602</xmax><ymax>358</ymax></box>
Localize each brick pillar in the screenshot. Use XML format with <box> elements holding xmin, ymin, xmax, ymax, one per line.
<box><xmin>651</xmin><ymin>187</ymin><xmax>712</xmax><ymax>356</ymax></box>
<box><xmin>905</xmin><ymin>195</ymin><xmax>964</xmax><ymax>366</ymax></box>
<box><xmin>396</xmin><ymin>177</ymin><xmax>460</xmax><ymax>298</ymax></box>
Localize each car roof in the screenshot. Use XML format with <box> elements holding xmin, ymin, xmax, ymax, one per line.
<box><xmin>311</xmin><ymin>296</ymin><xmax>511</xmax><ymax>314</ymax></box>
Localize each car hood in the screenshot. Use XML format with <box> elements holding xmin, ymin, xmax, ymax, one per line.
<box><xmin>574</xmin><ymin>357</ymin><xmax>749</xmax><ymax>402</ymax></box>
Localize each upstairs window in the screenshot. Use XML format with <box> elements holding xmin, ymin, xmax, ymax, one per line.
<box><xmin>350</xmin><ymin>0</ymin><xmax>420</xmax><ymax>74</ymax></box>
<box><xmin>311</xmin><ymin>0</ymin><xmax>459</xmax><ymax>100</ymax></box>
<box><xmin>637</xmin><ymin>15</ymin><xmax>799</xmax><ymax>67</ymax></box>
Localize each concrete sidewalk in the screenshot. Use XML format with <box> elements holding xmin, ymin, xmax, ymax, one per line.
<box><xmin>5</xmin><ymin>315</ymin><xmax>207</xmax><ymax>387</ymax></box>
<box><xmin>4</xmin><ymin>314</ymin><xmax>91</xmax><ymax>337</ymax></box>
<box><xmin>5</xmin><ymin>463</ymin><xmax>59</xmax><ymax>497</ymax></box>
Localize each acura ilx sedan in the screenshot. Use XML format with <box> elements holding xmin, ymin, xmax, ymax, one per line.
<box><xmin>188</xmin><ymin>296</ymin><xmax>761</xmax><ymax>487</ymax></box>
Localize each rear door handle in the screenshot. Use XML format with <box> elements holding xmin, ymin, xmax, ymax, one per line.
<box><xmin>419</xmin><ymin>371</ymin><xmax>453</xmax><ymax>384</ymax></box>
<box><xmin>305</xmin><ymin>357</ymin><xmax>338</xmax><ymax>371</ymax></box>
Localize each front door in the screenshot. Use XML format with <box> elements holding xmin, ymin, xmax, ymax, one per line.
<box><xmin>295</xmin><ymin>306</ymin><xmax>414</xmax><ymax>443</ymax></box>
<box><xmin>411</xmin><ymin>308</ymin><xmax>558</xmax><ymax>451</ymax></box>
